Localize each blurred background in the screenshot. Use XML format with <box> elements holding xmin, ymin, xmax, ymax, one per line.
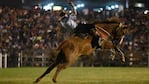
<box><xmin>0</xmin><ymin>0</ymin><xmax>149</xmax><ymax>68</ymax></box>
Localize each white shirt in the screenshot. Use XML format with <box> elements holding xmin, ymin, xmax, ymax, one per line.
<box><xmin>60</xmin><ymin>13</ymin><xmax>78</xmax><ymax>29</ymax></box>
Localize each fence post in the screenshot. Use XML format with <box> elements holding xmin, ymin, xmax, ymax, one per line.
<box><xmin>129</xmin><ymin>53</ymin><xmax>133</xmax><ymax>66</ymax></box>
<box><xmin>0</xmin><ymin>53</ymin><xmax>2</xmax><ymax>69</ymax></box>
<box><xmin>18</xmin><ymin>52</ymin><xmax>21</xmax><ymax>67</ymax></box>
<box><xmin>18</xmin><ymin>51</ymin><xmax>23</xmax><ymax>67</ymax></box>
<box><xmin>148</xmin><ymin>52</ymin><xmax>149</xmax><ymax>67</ymax></box>
<box><xmin>4</xmin><ymin>53</ymin><xmax>7</xmax><ymax>68</ymax></box>
<box><xmin>42</xmin><ymin>53</ymin><xmax>45</xmax><ymax>67</ymax></box>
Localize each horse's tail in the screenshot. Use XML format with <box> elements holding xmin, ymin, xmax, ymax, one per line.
<box><xmin>49</xmin><ymin>40</ymin><xmax>67</xmax><ymax>59</ymax></box>
<box><xmin>56</xmin><ymin>40</ymin><xmax>68</xmax><ymax>51</ymax></box>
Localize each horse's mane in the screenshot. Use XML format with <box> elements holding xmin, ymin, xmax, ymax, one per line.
<box><xmin>93</xmin><ymin>16</ymin><xmax>121</xmax><ymax>24</ymax></box>
<box><xmin>93</xmin><ymin>20</ymin><xmax>120</xmax><ymax>25</ymax></box>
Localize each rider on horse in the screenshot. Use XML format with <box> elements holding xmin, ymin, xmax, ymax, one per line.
<box><xmin>58</xmin><ymin>0</ymin><xmax>100</xmax><ymax>48</ymax></box>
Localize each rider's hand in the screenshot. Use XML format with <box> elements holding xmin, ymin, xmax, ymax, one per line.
<box><xmin>69</xmin><ymin>2</ymin><xmax>74</xmax><ymax>6</ymax></box>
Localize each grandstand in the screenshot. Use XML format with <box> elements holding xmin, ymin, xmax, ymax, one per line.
<box><xmin>0</xmin><ymin>0</ymin><xmax>149</xmax><ymax>68</ymax></box>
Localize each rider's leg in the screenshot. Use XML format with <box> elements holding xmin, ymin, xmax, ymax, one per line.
<box><xmin>91</xmin><ymin>34</ymin><xmax>100</xmax><ymax>48</ymax></box>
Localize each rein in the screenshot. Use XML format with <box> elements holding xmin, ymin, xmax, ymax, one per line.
<box><xmin>95</xmin><ymin>25</ymin><xmax>111</xmax><ymax>38</ymax></box>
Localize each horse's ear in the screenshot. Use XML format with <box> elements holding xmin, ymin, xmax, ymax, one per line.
<box><xmin>119</xmin><ymin>23</ymin><xmax>128</xmax><ymax>29</ymax></box>
<box><xmin>119</xmin><ymin>23</ymin><xmax>123</xmax><ymax>28</ymax></box>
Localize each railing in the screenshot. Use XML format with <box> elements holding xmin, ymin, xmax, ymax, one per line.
<box><xmin>0</xmin><ymin>52</ymin><xmax>8</xmax><ymax>68</ymax></box>
<box><xmin>1</xmin><ymin>48</ymin><xmax>149</xmax><ymax>68</ymax></box>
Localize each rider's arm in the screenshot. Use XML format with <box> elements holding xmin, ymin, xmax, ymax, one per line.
<box><xmin>58</xmin><ymin>15</ymin><xmax>66</xmax><ymax>22</ymax></box>
<box><xmin>68</xmin><ymin>2</ymin><xmax>77</xmax><ymax>15</ymax></box>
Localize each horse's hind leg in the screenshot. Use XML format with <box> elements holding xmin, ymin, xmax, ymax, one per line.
<box><xmin>52</xmin><ymin>63</ymin><xmax>69</xmax><ymax>83</ymax></box>
<box><xmin>34</xmin><ymin>62</ymin><xmax>58</xmax><ymax>83</ymax></box>
<box><xmin>34</xmin><ymin>50</ymin><xmax>65</xmax><ymax>83</ymax></box>
<box><xmin>51</xmin><ymin>49</ymin><xmax>69</xmax><ymax>83</ymax></box>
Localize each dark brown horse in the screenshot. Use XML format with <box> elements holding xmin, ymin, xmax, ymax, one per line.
<box><xmin>34</xmin><ymin>35</ymin><xmax>96</xmax><ymax>83</ymax></box>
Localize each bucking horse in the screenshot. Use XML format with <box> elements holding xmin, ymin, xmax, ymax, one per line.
<box><xmin>34</xmin><ymin>17</ymin><xmax>128</xmax><ymax>83</ymax></box>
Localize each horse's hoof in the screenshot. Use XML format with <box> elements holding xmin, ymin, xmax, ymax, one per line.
<box><xmin>122</xmin><ymin>59</ymin><xmax>125</xmax><ymax>62</ymax></box>
<box><xmin>111</xmin><ymin>58</ymin><xmax>114</xmax><ymax>61</ymax></box>
<box><xmin>33</xmin><ymin>81</ymin><xmax>38</xmax><ymax>84</ymax></box>
<box><xmin>33</xmin><ymin>78</ymin><xmax>40</xmax><ymax>84</ymax></box>
<box><xmin>52</xmin><ymin>78</ymin><xmax>57</xmax><ymax>83</ymax></box>
<box><xmin>122</xmin><ymin>57</ymin><xmax>125</xmax><ymax>62</ymax></box>
<box><xmin>111</xmin><ymin>56</ymin><xmax>115</xmax><ymax>61</ymax></box>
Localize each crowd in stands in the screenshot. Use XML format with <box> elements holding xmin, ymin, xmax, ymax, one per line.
<box><xmin>0</xmin><ymin>6</ymin><xmax>149</xmax><ymax>66</ymax></box>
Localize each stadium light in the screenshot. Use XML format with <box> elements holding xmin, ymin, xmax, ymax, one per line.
<box><xmin>64</xmin><ymin>7</ymin><xmax>67</xmax><ymax>10</ymax></box>
<box><xmin>106</xmin><ymin>6</ymin><xmax>112</xmax><ymax>10</ymax></box>
<box><xmin>110</xmin><ymin>4</ymin><xmax>119</xmax><ymax>10</ymax></box>
<box><xmin>111</xmin><ymin>5</ymin><xmax>115</xmax><ymax>9</ymax></box>
<box><xmin>53</xmin><ymin>6</ymin><xmax>62</xmax><ymax>11</ymax></box>
<box><xmin>80</xmin><ymin>4</ymin><xmax>85</xmax><ymax>7</ymax></box>
<box><xmin>144</xmin><ymin>10</ymin><xmax>149</xmax><ymax>14</ymax></box>
<box><xmin>100</xmin><ymin>8</ymin><xmax>103</xmax><ymax>11</ymax></box>
<box><xmin>93</xmin><ymin>8</ymin><xmax>103</xmax><ymax>13</ymax></box>
<box><xmin>43</xmin><ymin>2</ymin><xmax>54</xmax><ymax>11</ymax></box>
<box><xmin>106</xmin><ymin>4</ymin><xmax>119</xmax><ymax>10</ymax></box>
<box><xmin>135</xmin><ymin>3</ymin><xmax>144</xmax><ymax>8</ymax></box>
<box><xmin>50</xmin><ymin>3</ymin><xmax>54</xmax><ymax>6</ymax></box>
<box><xmin>114</xmin><ymin>4</ymin><xmax>119</xmax><ymax>8</ymax></box>
<box><xmin>75</xmin><ymin>3</ymin><xmax>85</xmax><ymax>9</ymax></box>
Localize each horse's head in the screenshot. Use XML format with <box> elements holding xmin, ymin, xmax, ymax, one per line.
<box><xmin>95</xmin><ymin>21</ymin><xmax>128</xmax><ymax>47</ymax></box>
<box><xmin>116</xmin><ymin>23</ymin><xmax>128</xmax><ymax>36</ymax></box>
<box><xmin>111</xmin><ymin>23</ymin><xmax>128</xmax><ymax>45</ymax></box>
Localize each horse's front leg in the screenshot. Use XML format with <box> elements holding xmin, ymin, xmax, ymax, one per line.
<box><xmin>110</xmin><ymin>48</ymin><xmax>116</xmax><ymax>61</ymax></box>
<box><xmin>116</xmin><ymin>47</ymin><xmax>125</xmax><ymax>62</ymax></box>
